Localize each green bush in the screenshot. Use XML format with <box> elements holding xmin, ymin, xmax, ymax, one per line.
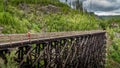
<box><xmin>0</xmin><ymin>51</ymin><xmax>17</xmax><ymax>68</ymax></box>
<box><xmin>0</xmin><ymin>12</ymin><xmax>28</xmax><ymax>33</ymax></box>
<box><xmin>0</xmin><ymin>0</ymin><xmax>4</xmax><ymax>12</ymax></box>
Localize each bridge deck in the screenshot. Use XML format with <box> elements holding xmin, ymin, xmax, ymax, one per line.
<box><xmin>0</xmin><ymin>30</ymin><xmax>105</xmax><ymax>50</ymax></box>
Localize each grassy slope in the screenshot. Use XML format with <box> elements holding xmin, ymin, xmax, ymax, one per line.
<box><xmin>101</xmin><ymin>17</ymin><xmax>120</xmax><ymax>68</ymax></box>
<box><xmin>97</xmin><ymin>15</ymin><xmax>120</xmax><ymax>67</ymax></box>
<box><xmin>0</xmin><ymin>0</ymin><xmax>101</xmax><ymax>34</ymax></box>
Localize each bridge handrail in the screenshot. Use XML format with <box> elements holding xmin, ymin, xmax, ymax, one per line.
<box><xmin>0</xmin><ymin>30</ymin><xmax>106</xmax><ymax>50</ymax></box>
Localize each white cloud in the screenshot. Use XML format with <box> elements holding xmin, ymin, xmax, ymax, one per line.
<box><xmin>83</xmin><ymin>0</ymin><xmax>120</xmax><ymax>15</ymax></box>
<box><xmin>83</xmin><ymin>0</ymin><xmax>120</xmax><ymax>12</ymax></box>
<box><xmin>60</xmin><ymin>0</ymin><xmax>120</xmax><ymax>15</ymax></box>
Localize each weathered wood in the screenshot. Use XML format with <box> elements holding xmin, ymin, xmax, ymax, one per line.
<box><xmin>0</xmin><ymin>31</ymin><xmax>106</xmax><ymax>68</ymax></box>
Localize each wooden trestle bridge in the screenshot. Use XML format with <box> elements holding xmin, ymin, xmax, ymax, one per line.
<box><xmin>0</xmin><ymin>30</ymin><xmax>106</xmax><ymax>68</ymax></box>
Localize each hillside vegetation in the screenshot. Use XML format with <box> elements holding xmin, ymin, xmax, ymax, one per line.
<box><xmin>0</xmin><ymin>0</ymin><xmax>102</xmax><ymax>34</ymax></box>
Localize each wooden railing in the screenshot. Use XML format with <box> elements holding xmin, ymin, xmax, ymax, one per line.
<box><xmin>0</xmin><ymin>30</ymin><xmax>106</xmax><ymax>68</ymax></box>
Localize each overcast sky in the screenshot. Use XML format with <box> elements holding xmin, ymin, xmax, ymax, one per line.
<box><xmin>60</xmin><ymin>0</ymin><xmax>120</xmax><ymax>16</ymax></box>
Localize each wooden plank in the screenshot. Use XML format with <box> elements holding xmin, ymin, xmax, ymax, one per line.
<box><xmin>0</xmin><ymin>30</ymin><xmax>106</xmax><ymax>50</ymax></box>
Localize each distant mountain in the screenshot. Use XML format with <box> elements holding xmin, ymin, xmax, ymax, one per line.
<box><xmin>96</xmin><ymin>15</ymin><xmax>120</xmax><ymax>19</ymax></box>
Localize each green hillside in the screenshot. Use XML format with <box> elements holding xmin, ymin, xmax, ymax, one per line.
<box><xmin>0</xmin><ymin>0</ymin><xmax>102</xmax><ymax>34</ymax></box>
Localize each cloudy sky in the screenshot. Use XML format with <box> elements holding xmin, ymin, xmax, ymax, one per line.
<box><xmin>60</xmin><ymin>0</ymin><xmax>120</xmax><ymax>16</ymax></box>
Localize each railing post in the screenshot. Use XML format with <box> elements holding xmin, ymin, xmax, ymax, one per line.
<box><xmin>36</xmin><ymin>43</ymin><xmax>40</xmax><ymax>68</ymax></box>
